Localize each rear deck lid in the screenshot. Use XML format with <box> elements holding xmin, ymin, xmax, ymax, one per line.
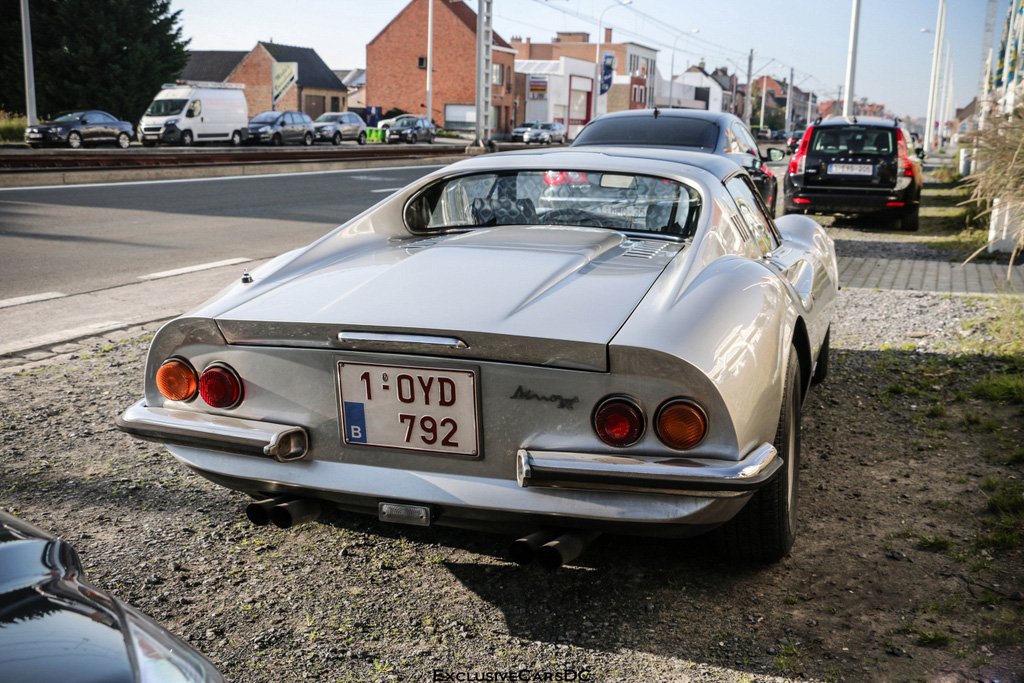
<box><xmin>803</xmin><ymin>125</ymin><xmax>898</xmax><ymax>189</ymax></box>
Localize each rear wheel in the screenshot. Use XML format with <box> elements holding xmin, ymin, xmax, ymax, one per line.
<box><xmin>713</xmin><ymin>345</ymin><xmax>802</xmax><ymax>562</ymax></box>
<box><xmin>901</xmin><ymin>206</ymin><xmax>920</xmax><ymax>231</ymax></box>
<box><xmin>116</xmin><ymin>132</ymin><xmax>130</xmax><ymax>149</ymax></box>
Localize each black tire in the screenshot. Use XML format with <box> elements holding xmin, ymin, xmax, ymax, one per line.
<box><xmin>231</xmin><ymin>130</ymin><xmax>242</xmax><ymax>146</ymax></box>
<box><xmin>357</xmin><ymin>131</ymin><xmax>366</xmax><ymax>145</ymax></box>
<box><xmin>408</xmin><ymin>133</ymin><xmax>417</xmax><ymax>144</ymax></box>
<box><xmin>116</xmin><ymin>132</ymin><xmax>130</xmax><ymax>149</ymax></box>
<box><xmin>901</xmin><ymin>207</ymin><xmax>919</xmax><ymax>231</ymax></box>
<box><xmin>67</xmin><ymin>131</ymin><xmax>82</xmax><ymax>149</ymax></box>
<box><xmin>332</xmin><ymin>132</ymin><xmax>342</xmax><ymax>145</ymax></box>
<box><xmin>303</xmin><ymin>132</ymin><xmax>313</xmax><ymax>146</ymax></box>
<box><xmin>180</xmin><ymin>130</ymin><xmax>193</xmax><ymax>146</ymax></box>
<box><xmin>811</xmin><ymin>328</ymin><xmax>830</xmax><ymax>386</ymax></box>
<box><xmin>271</xmin><ymin>133</ymin><xmax>283</xmax><ymax>146</ymax></box>
<box><xmin>426</xmin><ymin>132</ymin><xmax>434</xmax><ymax>144</ymax></box>
<box><xmin>713</xmin><ymin>345</ymin><xmax>802</xmax><ymax>562</ymax></box>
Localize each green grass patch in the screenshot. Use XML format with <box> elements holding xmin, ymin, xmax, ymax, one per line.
<box><xmin>973</xmin><ymin>373</ymin><xmax>1024</xmax><ymax>404</ymax></box>
<box><xmin>975</xmin><ymin>477</ymin><xmax>1024</xmax><ymax>550</ymax></box>
<box><xmin>917</xmin><ymin>534</ymin><xmax>955</xmax><ymax>552</ymax></box>
<box><xmin>0</xmin><ymin>112</ymin><xmax>27</xmax><ymax>142</ymax></box>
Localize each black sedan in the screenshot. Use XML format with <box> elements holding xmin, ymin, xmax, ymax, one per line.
<box><xmin>571</xmin><ymin>109</ymin><xmax>784</xmax><ymax>214</ymax></box>
<box><xmin>0</xmin><ymin>511</ymin><xmax>223</xmax><ymax>682</ymax></box>
<box><xmin>783</xmin><ymin>116</ymin><xmax>924</xmax><ymax>230</ymax></box>
<box><xmin>24</xmin><ymin>110</ymin><xmax>134</xmax><ymax>149</ymax></box>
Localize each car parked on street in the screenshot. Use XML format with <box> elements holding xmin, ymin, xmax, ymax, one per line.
<box><xmin>247</xmin><ymin>110</ymin><xmax>315</xmax><ymax>146</ymax></box>
<box><xmin>118</xmin><ymin>145</ymin><xmax>837</xmax><ymax>566</ymax></box>
<box><xmin>24</xmin><ymin>110</ymin><xmax>134</xmax><ymax>149</ymax></box>
<box><xmin>0</xmin><ymin>511</ymin><xmax>223</xmax><ymax>682</ymax></box>
<box><xmin>783</xmin><ymin>116</ymin><xmax>924</xmax><ymax>230</ymax></box>
<box><xmin>571</xmin><ymin>109</ymin><xmax>784</xmax><ymax>214</ymax></box>
<box><xmin>313</xmin><ymin>112</ymin><xmax>367</xmax><ymax>145</ymax></box>
<box><xmin>510</xmin><ymin>121</ymin><xmax>539</xmax><ymax>142</ymax></box>
<box><xmin>138</xmin><ymin>83</ymin><xmax>248</xmax><ymax>147</ymax></box>
<box><xmin>385</xmin><ymin>116</ymin><xmax>435</xmax><ymax>144</ymax></box>
<box><xmin>786</xmin><ymin>129</ymin><xmax>805</xmax><ymax>154</ymax></box>
<box><xmin>522</xmin><ymin>121</ymin><xmax>567</xmax><ymax>145</ymax></box>
<box><xmin>378</xmin><ymin>114</ymin><xmax>418</xmax><ymax>130</ymax></box>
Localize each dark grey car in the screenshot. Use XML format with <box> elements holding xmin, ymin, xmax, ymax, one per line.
<box><xmin>24</xmin><ymin>110</ymin><xmax>134</xmax><ymax>149</ymax></box>
<box><xmin>247</xmin><ymin>110</ymin><xmax>315</xmax><ymax>146</ymax></box>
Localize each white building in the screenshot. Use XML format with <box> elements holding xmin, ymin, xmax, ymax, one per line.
<box><xmin>656</xmin><ymin>66</ymin><xmax>724</xmax><ymax>112</ymax></box>
<box><xmin>515</xmin><ymin>56</ymin><xmax>598</xmax><ymax>139</ymax></box>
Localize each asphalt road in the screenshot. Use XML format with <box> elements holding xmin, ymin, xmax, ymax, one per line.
<box><xmin>0</xmin><ymin>165</ymin><xmax>442</xmax><ymax>301</ymax></box>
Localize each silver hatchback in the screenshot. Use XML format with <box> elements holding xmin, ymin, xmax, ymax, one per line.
<box><xmin>313</xmin><ymin>112</ymin><xmax>367</xmax><ymax>145</ymax></box>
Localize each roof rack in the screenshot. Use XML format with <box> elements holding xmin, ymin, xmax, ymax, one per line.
<box><xmin>161</xmin><ymin>81</ymin><xmax>246</xmax><ymax>90</ymax></box>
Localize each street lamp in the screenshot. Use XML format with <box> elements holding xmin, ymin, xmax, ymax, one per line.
<box><xmin>593</xmin><ymin>0</ymin><xmax>632</xmax><ymax>121</ymax></box>
<box><xmin>924</xmin><ymin>0</ymin><xmax>946</xmax><ymax>152</ymax></box>
<box><xmin>923</xmin><ymin>27</ymin><xmax>953</xmax><ymax>150</ymax></box>
<box><xmin>669</xmin><ymin>29</ymin><xmax>699</xmax><ymax>108</ymax></box>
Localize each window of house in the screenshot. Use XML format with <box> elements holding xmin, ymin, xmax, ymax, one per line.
<box><xmin>331</xmin><ymin>97</ymin><xmax>340</xmax><ymax>111</ymax></box>
<box><xmin>418</xmin><ymin>56</ymin><xmax>427</xmax><ymax>69</ymax></box>
<box><xmin>491</xmin><ymin>63</ymin><xmax>504</xmax><ymax>86</ymax></box>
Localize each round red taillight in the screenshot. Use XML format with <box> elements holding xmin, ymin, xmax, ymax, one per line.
<box><xmin>593</xmin><ymin>397</ymin><xmax>645</xmax><ymax>447</ymax></box>
<box><xmin>655</xmin><ymin>399</ymin><xmax>708</xmax><ymax>450</ymax></box>
<box><xmin>198</xmin><ymin>364</ymin><xmax>243</xmax><ymax>408</ymax></box>
<box><xmin>155</xmin><ymin>358</ymin><xmax>197</xmax><ymax>402</ymax></box>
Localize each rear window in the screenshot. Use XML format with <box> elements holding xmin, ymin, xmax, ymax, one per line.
<box><xmin>809</xmin><ymin>126</ymin><xmax>894</xmax><ymax>155</ymax></box>
<box><xmin>405</xmin><ymin>170</ymin><xmax>702</xmax><ymax>239</ymax></box>
<box><xmin>573</xmin><ymin>117</ymin><xmax>719</xmax><ymax>150</ymax></box>
<box><xmin>250</xmin><ymin>111</ymin><xmax>282</xmax><ymax>124</ymax></box>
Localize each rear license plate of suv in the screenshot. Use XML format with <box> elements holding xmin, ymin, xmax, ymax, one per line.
<box><xmin>338</xmin><ymin>361</ymin><xmax>478</xmax><ymax>456</ymax></box>
<box><xmin>828</xmin><ymin>163</ymin><xmax>872</xmax><ymax>176</ymax></box>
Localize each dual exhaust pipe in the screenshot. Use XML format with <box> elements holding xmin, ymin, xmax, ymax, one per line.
<box><xmin>245</xmin><ymin>496</ymin><xmax>322</xmax><ymax>529</ymax></box>
<box><xmin>508</xmin><ymin>529</ymin><xmax>600</xmax><ymax>570</ymax></box>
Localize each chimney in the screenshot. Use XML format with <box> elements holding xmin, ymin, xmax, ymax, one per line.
<box><xmin>605</xmin><ymin>28</ymin><xmax>612</xmax><ymax>43</ymax></box>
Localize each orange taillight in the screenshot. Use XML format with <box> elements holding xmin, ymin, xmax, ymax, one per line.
<box><xmin>655</xmin><ymin>400</ymin><xmax>708</xmax><ymax>450</ymax></box>
<box><xmin>156</xmin><ymin>358</ymin><xmax>198</xmax><ymax>402</ymax></box>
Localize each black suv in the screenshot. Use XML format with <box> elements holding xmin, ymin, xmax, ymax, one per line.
<box><xmin>783</xmin><ymin>117</ymin><xmax>923</xmax><ymax>230</ymax></box>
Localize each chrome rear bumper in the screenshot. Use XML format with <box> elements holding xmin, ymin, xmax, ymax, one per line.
<box><xmin>116</xmin><ymin>401</ymin><xmax>308</xmax><ymax>462</ymax></box>
<box><xmin>516</xmin><ymin>444</ymin><xmax>779</xmax><ymax>497</ymax></box>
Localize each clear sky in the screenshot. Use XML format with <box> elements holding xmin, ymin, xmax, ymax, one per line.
<box><xmin>169</xmin><ymin>0</ymin><xmax>1008</xmax><ymax>120</ymax></box>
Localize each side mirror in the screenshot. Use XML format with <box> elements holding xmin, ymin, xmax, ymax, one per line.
<box><xmin>80</xmin><ymin>118</ymin><xmax>90</xmax><ymax>125</ymax></box>
<box><xmin>767</xmin><ymin>148</ymin><xmax>785</xmax><ymax>162</ymax></box>
<box><xmin>916</xmin><ymin>148</ymin><xmax>925</xmax><ymax>159</ymax></box>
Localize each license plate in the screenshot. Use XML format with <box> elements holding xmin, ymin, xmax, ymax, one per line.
<box><xmin>27</xmin><ymin>133</ymin><xmax>42</xmax><ymax>138</ymax></box>
<box><xmin>828</xmin><ymin>163</ymin><xmax>873</xmax><ymax>176</ymax></box>
<box><xmin>338</xmin><ymin>362</ymin><xmax>478</xmax><ymax>456</ymax></box>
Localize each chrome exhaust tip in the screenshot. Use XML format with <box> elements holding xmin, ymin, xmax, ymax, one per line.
<box><xmin>508</xmin><ymin>529</ymin><xmax>559</xmax><ymax>565</ymax></box>
<box><xmin>536</xmin><ymin>530</ymin><xmax>601</xmax><ymax>570</ymax></box>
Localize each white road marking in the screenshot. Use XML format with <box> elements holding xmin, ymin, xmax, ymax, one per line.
<box><xmin>139</xmin><ymin>257</ymin><xmax>251</xmax><ymax>281</ymax></box>
<box><xmin>371</xmin><ymin>187</ymin><xmax>405</xmax><ymax>193</ymax></box>
<box><xmin>0</xmin><ymin>291</ymin><xmax>66</xmax><ymax>309</ymax></box>
<box><xmin>0</xmin><ymin>320</ymin><xmax>124</xmax><ymax>357</ymax></box>
<box><xmin>0</xmin><ymin>164</ymin><xmax>446</xmax><ymax>192</ymax></box>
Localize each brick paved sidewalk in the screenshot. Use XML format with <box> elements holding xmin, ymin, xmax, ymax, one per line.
<box><xmin>838</xmin><ymin>257</ymin><xmax>1023</xmax><ymax>295</ymax></box>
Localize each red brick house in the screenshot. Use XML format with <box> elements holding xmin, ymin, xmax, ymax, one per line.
<box><xmin>181</xmin><ymin>42</ymin><xmax>348</xmax><ymax>119</ymax></box>
<box><xmin>366</xmin><ymin>0</ymin><xmax>517</xmax><ymax>133</ymax></box>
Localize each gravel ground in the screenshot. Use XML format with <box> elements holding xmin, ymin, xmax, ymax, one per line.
<box><xmin>1</xmin><ymin>243</ymin><xmax>1022</xmax><ymax>683</ymax></box>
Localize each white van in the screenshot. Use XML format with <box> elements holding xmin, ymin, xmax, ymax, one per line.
<box><xmin>139</xmin><ymin>82</ymin><xmax>248</xmax><ymax>147</ymax></box>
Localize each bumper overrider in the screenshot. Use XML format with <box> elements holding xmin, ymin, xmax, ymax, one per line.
<box><xmin>118</xmin><ymin>400</ymin><xmax>779</xmax><ymax>503</ymax></box>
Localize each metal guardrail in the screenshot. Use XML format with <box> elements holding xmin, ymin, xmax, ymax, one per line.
<box><xmin>0</xmin><ymin>144</ymin><xmax>478</xmax><ymax>173</ymax></box>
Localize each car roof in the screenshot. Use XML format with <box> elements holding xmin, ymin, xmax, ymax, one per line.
<box><xmin>590</xmin><ymin>108</ymin><xmax>738</xmax><ymax>125</ymax></box>
<box><xmin>814</xmin><ymin>116</ymin><xmax>901</xmax><ymax>128</ymax></box>
<box><xmin>451</xmin><ymin>145</ymin><xmax>746</xmax><ymax>184</ymax></box>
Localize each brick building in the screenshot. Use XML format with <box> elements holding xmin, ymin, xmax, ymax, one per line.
<box><xmin>366</xmin><ymin>0</ymin><xmax>517</xmax><ymax>133</ymax></box>
<box><xmin>180</xmin><ymin>42</ymin><xmax>348</xmax><ymax>119</ymax></box>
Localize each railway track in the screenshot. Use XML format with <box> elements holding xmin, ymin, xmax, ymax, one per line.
<box><xmin>0</xmin><ymin>144</ymin><xmax>479</xmax><ymax>172</ymax></box>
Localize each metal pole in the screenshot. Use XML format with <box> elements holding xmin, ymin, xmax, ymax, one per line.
<box><xmin>785</xmin><ymin>67</ymin><xmax>793</xmax><ymax>132</ymax></box>
<box><xmin>20</xmin><ymin>0</ymin><xmax>37</xmax><ymax>125</ymax></box>
<box><xmin>473</xmin><ymin>0</ymin><xmax>492</xmax><ymax>147</ymax></box>
<box><xmin>759</xmin><ymin>73</ymin><xmax>767</xmax><ymax>130</ymax></box>
<box><xmin>426</xmin><ymin>0</ymin><xmax>433</xmax><ymax>124</ymax></box>
<box><xmin>842</xmin><ymin>0</ymin><xmax>861</xmax><ymax>117</ymax></box>
<box><xmin>806</xmin><ymin>88</ymin><xmax>813</xmax><ymax>124</ymax></box>
<box><xmin>925</xmin><ymin>0</ymin><xmax>945</xmax><ymax>152</ymax></box>
<box><xmin>939</xmin><ymin>46</ymin><xmax>952</xmax><ymax>148</ymax></box>
<box><xmin>744</xmin><ymin>49</ymin><xmax>754</xmax><ymax>125</ymax></box>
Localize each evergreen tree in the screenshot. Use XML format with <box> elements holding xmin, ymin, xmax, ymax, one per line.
<box><xmin>1</xmin><ymin>0</ymin><xmax>189</xmax><ymax>123</ymax></box>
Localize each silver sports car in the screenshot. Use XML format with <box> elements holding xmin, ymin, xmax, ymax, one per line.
<box><xmin>118</xmin><ymin>147</ymin><xmax>838</xmax><ymax>566</ymax></box>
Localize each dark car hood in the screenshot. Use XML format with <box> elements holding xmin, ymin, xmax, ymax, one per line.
<box><xmin>0</xmin><ymin>513</ymin><xmax>135</xmax><ymax>683</ymax></box>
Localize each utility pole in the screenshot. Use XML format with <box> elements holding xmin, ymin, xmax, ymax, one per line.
<box><xmin>473</xmin><ymin>0</ymin><xmax>493</xmax><ymax>148</ymax></box>
<box><xmin>744</xmin><ymin>49</ymin><xmax>754</xmax><ymax>125</ymax></box>
<box><xmin>925</xmin><ymin>0</ymin><xmax>946</xmax><ymax>152</ymax></box>
<box><xmin>785</xmin><ymin>67</ymin><xmax>794</xmax><ymax>132</ymax></box>
<box><xmin>425</xmin><ymin>0</ymin><xmax>433</xmax><ymax>124</ymax></box>
<box><xmin>20</xmin><ymin>0</ymin><xmax>37</xmax><ymax>125</ymax></box>
<box><xmin>842</xmin><ymin>0</ymin><xmax>861</xmax><ymax>117</ymax></box>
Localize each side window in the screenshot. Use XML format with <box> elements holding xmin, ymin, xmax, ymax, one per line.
<box><xmin>731</xmin><ymin>122</ymin><xmax>758</xmax><ymax>157</ymax></box>
<box><xmin>725</xmin><ymin>176</ymin><xmax>779</xmax><ymax>257</ymax></box>
<box><xmin>92</xmin><ymin>111</ymin><xmax>114</xmax><ymax>123</ymax></box>
<box><xmin>302</xmin><ymin>113</ymin><xmax>313</xmax><ymax>124</ymax></box>
<box><xmin>725</xmin><ymin>127</ymin><xmax>744</xmax><ymax>155</ymax></box>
